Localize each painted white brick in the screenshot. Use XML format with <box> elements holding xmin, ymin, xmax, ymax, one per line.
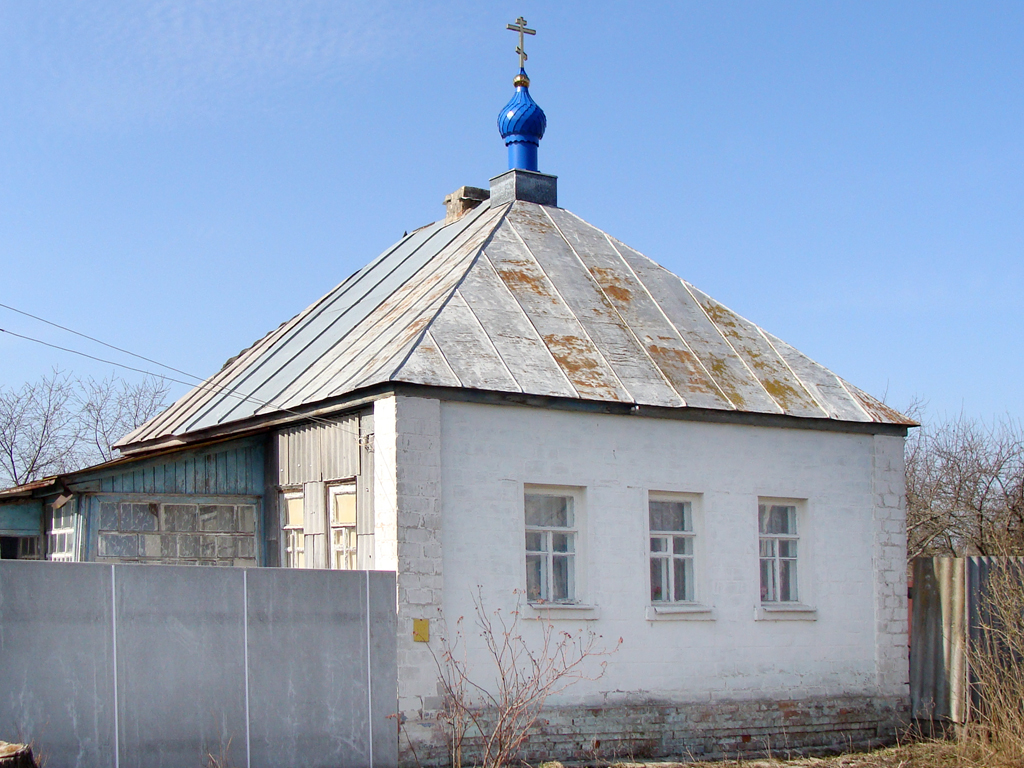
<box><xmin>381</xmin><ymin>398</ymin><xmax>909</xmax><ymax>761</ymax></box>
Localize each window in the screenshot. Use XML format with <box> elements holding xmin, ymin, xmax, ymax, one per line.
<box><xmin>759</xmin><ymin>502</ymin><xmax>799</xmax><ymax>602</ymax></box>
<box><xmin>47</xmin><ymin>500</ymin><xmax>77</xmax><ymax>562</ymax></box>
<box><xmin>329</xmin><ymin>484</ymin><xmax>357</xmax><ymax>570</ymax></box>
<box><xmin>281</xmin><ymin>490</ymin><xmax>305</xmax><ymax>568</ymax></box>
<box><xmin>525</xmin><ymin>488</ymin><xmax>577</xmax><ymax>603</ymax></box>
<box><xmin>0</xmin><ymin>536</ymin><xmax>41</xmax><ymax>560</ymax></box>
<box><xmin>649</xmin><ymin>496</ymin><xmax>695</xmax><ymax>603</ymax></box>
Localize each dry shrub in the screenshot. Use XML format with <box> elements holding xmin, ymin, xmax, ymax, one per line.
<box><xmin>962</xmin><ymin>557</ymin><xmax>1024</xmax><ymax>765</ymax></box>
<box><xmin>433</xmin><ymin>589</ymin><xmax>620</xmax><ymax>768</ymax></box>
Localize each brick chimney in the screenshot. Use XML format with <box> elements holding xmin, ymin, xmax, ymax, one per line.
<box><xmin>443</xmin><ymin>186</ymin><xmax>490</xmax><ymax>224</ymax></box>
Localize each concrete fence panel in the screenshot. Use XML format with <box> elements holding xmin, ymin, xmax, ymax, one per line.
<box><xmin>0</xmin><ymin>561</ymin><xmax>397</xmax><ymax>768</ymax></box>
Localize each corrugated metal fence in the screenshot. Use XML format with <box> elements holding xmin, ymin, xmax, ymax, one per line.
<box><xmin>910</xmin><ymin>556</ymin><xmax>1023</xmax><ymax>725</ymax></box>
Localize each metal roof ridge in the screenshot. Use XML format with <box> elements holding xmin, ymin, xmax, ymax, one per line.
<box><xmin>186</xmin><ymin>208</ymin><xmax>491</xmax><ymax>430</ymax></box>
<box><xmin>156</xmin><ymin>203</ymin><xmax>493</xmax><ymax>438</ymax></box>
<box><xmin>387</xmin><ymin>203</ymin><xmax>517</xmax><ymax>387</ymax></box>
<box><xmin>281</xmin><ymin>202</ymin><xmax>513</xmax><ymax>407</ymax></box>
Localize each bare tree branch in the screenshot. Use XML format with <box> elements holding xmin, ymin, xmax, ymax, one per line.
<box><xmin>906</xmin><ymin>409</ymin><xmax>1024</xmax><ymax>558</ymax></box>
<box><xmin>0</xmin><ymin>371</ymin><xmax>170</xmax><ymax>487</ymax></box>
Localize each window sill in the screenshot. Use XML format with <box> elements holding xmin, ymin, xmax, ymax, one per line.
<box><xmin>755</xmin><ymin>603</ymin><xmax>817</xmax><ymax>621</ymax></box>
<box><xmin>525</xmin><ymin>603</ymin><xmax>601</xmax><ymax>620</ymax></box>
<box><xmin>646</xmin><ymin>604</ymin><xmax>715</xmax><ymax>621</ymax></box>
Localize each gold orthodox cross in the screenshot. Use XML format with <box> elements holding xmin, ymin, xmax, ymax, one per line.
<box><xmin>506</xmin><ymin>16</ymin><xmax>536</xmax><ymax>69</ymax></box>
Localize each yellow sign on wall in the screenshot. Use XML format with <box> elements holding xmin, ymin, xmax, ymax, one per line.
<box><xmin>412</xmin><ymin>618</ymin><xmax>430</xmax><ymax>643</ymax></box>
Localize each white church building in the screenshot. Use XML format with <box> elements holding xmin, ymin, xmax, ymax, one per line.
<box><xmin>0</xmin><ymin>25</ymin><xmax>912</xmax><ymax>764</ymax></box>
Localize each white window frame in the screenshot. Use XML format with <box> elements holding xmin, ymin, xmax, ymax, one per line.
<box><xmin>524</xmin><ymin>485</ymin><xmax>582</xmax><ymax>606</ymax></box>
<box><xmin>645</xmin><ymin>491</ymin><xmax>713</xmax><ymax>621</ymax></box>
<box><xmin>648</xmin><ymin>492</ymin><xmax>697</xmax><ymax>604</ymax></box>
<box><xmin>758</xmin><ymin>500</ymin><xmax>800</xmax><ymax>602</ymax></box>
<box><xmin>280</xmin><ymin>488</ymin><xmax>305</xmax><ymax>569</ymax></box>
<box><xmin>47</xmin><ymin>499</ymin><xmax>78</xmax><ymax>562</ymax></box>
<box><xmin>755</xmin><ymin>497</ymin><xmax>816</xmax><ymax>621</ymax></box>
<box><xmin>328</xmin><ymin>482</ymin><xmax>357</xmax><ymax>571</ymax></box>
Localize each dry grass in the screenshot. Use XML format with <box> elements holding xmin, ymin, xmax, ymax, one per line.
<box><xmin>594</xmin><ymin>738</ymin><xmax>1023</xmax><ymax>768</ymax></box>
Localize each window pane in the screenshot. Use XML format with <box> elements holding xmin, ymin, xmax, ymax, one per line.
<box><xmin>780</xmin><ymin>559</ymin><xmax>798</xmax><ymax>602</ymax></box>
<box><xmin>551</xmin><ymin>532</ymin><xmax>573</xmax><ymax>553</ymax></box>
<box><xmin>760</xmin><ymin>558</ymin><xmax>776</xmax><ymax>601</ymax></box>
<box><xmin>525</xmin><ymin>531</ymin><xmax>544</xmax><ymax>552</ymax></box>
<box><xmin>331</xmin><ymin>489</ymin><xmax>356</xmax><ymax>526</ymax></box>
<box><xmin>650</xmin><ymin>536</ymin><xmax>667</xmax><ymax>553</ymax></box>
<box><xmin>284</xmin><ymin>494</ymin><xmax>304</xmax><ymax>528</ymax></box>
<box><xmin>649</xmin><ymin>500</ymin><xmax>690</xmax><ymax>532</ymax></box>
<box><xmin>525</xmin><ymin>494</ymin><xmax>572</xmax><ymax>527</ymax></box>
<box><xmin>650</xmin><ymin>557</ymin><xmax>667</xmax><ymax>602</ymax></box>
<box><xmin>674</xmin><ymin>557</ymin><xmax>694</xmax><ymax>602</ymax></box>
<box><xmin>759</xmin><ymin>538</ymin><xmax>776</xmax><ymax>558</ymax></box>
<box><xmin>673</xmin><ymin>536</ymin><xmax>693</xmax><ymax>555</ymax></box>
<box><xmin>760</xmin><ymin>504</ymin><xmax>796</xmax><ymax>534</ymax></box>
<box><xmin>779</xmin><ymin>539</ymin><xmax>798</xmax><ymax>558</ymax></box>
<box><xmin>552</xmin><ymin>554</ymin><xmax>572</xmax><ymax>601</ymax></box>
<box><xmin>526</xmin><ymin>554</ymin><xmax>544</xmax><ymax>601</ymax></box>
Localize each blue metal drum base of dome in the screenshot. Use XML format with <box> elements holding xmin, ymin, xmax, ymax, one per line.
<box><xmin>507</xmin><ymin>141</ymin><xmax>539</xmax><ymax>172</ymax></box>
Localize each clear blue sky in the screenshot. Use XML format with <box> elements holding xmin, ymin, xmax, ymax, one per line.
<box><xmin>1</xmin><ymin>2</ymin><xmax>1021</xmax><ymax>424</ymax></box>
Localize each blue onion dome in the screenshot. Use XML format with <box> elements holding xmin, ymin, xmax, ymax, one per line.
<box><xmin>498</xmin><ymin>69</ymin><xmax>547</xmax><ymax>145</ymax></box>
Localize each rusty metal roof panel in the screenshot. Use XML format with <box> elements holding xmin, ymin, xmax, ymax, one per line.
<box><xmin>844</xmin><ymin>381</ymin><xmax>918</xmax><ymax>426</ymax></box>
<box><xmin>546</xmin><ymin>207</ymin><xmax>729</xmax><ymax>410</ymax></box>
<box><xmin>763</xmin><ymin>333</ymin><xmax>872</xmax><ymax>422</ymax></box>
<box><xmin>506</xmin><ymin>204</ymin><xmax>684</xmax><ymax>408</ymax></box>
<box><xmin>686</xmin><ymin>284</ymin><xmax>828</xmax><ymax>419</ymax></box>
<box><xmin>399</xmin><ymin>252</ymin><xmax>579</xmax><ymax>399</ymax></box>
<box><xmin>609</xmin><ymin>239</ymin><xmax>781</xmax><ymax>414</ymax></box>
<box><xmin>121</xmin><ymin>197</ymin><xmax>909</xmax><ymax>448</ymax></box>
<box><xmin>421</xmin><ymin>292</ymin><xmax>523</xmax><ymax>393</ymax></box>
<box><xmin>392</xmin><ymin>330</ymin><xmax>463</xmax><ymax>389</ymax></box>
<box><xmin>479</xmin><ymin>212</ymin><xmax>633</xmax><ymax>402</ymax></box>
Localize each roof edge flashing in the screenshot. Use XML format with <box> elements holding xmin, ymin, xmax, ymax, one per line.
<box><xmin>489</xmin><ymin>169</ymin><xmax>557</xmax><ymax>207</ymax></box>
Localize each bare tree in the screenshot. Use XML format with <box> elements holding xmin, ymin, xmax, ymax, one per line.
<box><xmin>76</xmin><ymin>375</ymin><xmax>170</xmax><ymax>465</ymax></box>
<box><xmin>906</xmin><ymin>410</ymin><xmax>1024</xmax><ymax>558</ymax></box>
<box><xmin>0</xmin><ymin>371</ymin><xmax>170</xmax><ymax>488</ymax></box>
<box><xmin>0</xmin><ymin>369</ymin><xmax>80</xmax><ymax>486</ymax></box>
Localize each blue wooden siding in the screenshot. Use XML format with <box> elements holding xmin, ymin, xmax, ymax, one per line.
<box><xmin>95</xmin><ymin>439</ymin><xmax>265</xmax><ymax>496</ymax></box>
<box><xmin>0</xmin><ymin>500</ymin><xmax>44</xmax><ymax>535</ymax></box>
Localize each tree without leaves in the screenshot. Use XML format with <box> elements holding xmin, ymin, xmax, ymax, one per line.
<box><xmin>77</xmin><ymin>375</ymin><xmax>171</xmax><ymax>464</ymax></box>
<box><xmin>0</xmin><ymin>369</ymin><xmax>80</xmax><ymax>487</ymax></box>
<box><xmin>906</xmin><ymin>410</ymin><xmax>1024</xmax><ymax>558</ymax></box>
<box><xmin>0</xmin><ymin>370</ymin><xmax>170</xmax><ymax>488</ymax></box>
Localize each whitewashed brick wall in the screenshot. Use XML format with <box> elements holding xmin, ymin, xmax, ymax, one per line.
<box><xmin>372</xmin><ymin>394</ymin><xmax>445</xmax><ymax>741</ymax></box>
<box><xmin>378</xmin><ymin>396</ymin><xmax>909</xmax><ymax>762</ymax></box>
<box><xmin>435</xmin><ymin>402</ymin><xmax>906</xmax><ymax>704</ymax></box>
<box><xmin>871</xmin><ymin>434</ymin><xmax>910</xmax><ymax>695</ymax></box>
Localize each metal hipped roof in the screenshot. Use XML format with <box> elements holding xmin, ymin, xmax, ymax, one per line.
<box><xmin>118</xmin><ymin>199</ymin><xmax>912</xmax><ymax>449</ymax></box>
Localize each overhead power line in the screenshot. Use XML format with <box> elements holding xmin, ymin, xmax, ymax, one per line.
<box><xmin>0</xmin><ymin>301</ymin><xmax>200</xmax><ymax>382</ymax></box>
<box><xmin>0</xmin><ymin>323</ymin><xmax>350</xmax><ymax>433</ymax></box>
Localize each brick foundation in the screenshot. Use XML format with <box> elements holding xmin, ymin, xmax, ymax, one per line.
<box><xmin>400</xmin><ymin>694</ymin><xmax>909</xmax><ymax>766</ymax></box>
